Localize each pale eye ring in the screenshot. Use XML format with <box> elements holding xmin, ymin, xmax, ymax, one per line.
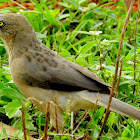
<box><xmin>0</xmin><ymin>21</ymin><xmax>5</xmax><ymax>28</ymax></box>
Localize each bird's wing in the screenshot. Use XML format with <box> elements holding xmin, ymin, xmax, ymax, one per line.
<box><xmin>21</xmin><ymin>49</ymin><xmax>110</xmax><ymax>93</ymax></box>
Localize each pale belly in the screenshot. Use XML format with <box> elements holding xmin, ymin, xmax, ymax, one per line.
<box><xmin>14</xmin><ymin>81</ymin><xmax>94</xmax><ymax>113</ymax></box>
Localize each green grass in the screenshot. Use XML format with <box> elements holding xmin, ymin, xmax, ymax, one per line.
<box><xmin>0</xmin><ymin>0</ymin><xmax>140</xmax><ymax>139</ymax></box>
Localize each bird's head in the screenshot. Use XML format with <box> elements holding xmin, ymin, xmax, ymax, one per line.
<box><xmin>0</xmin><ymin>13</ymin><xmax>33</xmax><ymax>42</ymax></box>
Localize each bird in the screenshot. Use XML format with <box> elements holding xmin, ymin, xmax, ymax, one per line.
<box><xmin>0</xmin><ymin>13</ymin><xmax>140</xmax><ymax>132</ymax></box>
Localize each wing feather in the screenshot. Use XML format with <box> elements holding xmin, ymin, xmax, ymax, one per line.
<box><xmin>21</xmin><ymin>49</ymin><xmax>110</xmax><ymax>93</ymax></box>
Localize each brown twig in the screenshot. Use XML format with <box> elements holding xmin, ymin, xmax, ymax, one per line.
<box><xmin>133</xmin><ymin>0</ymin><xmax>140</xmax><ymax>96</ymax></box>
<box><xmin>21</xmin><ymin>101</ymin><xmax>27</xmax><ymax>140</ymax></box>
<box><xmin>54</xmin><ymin>96</ymin><xmax>58</xmax><ymax>133</ymax></box>
<box><xmin>97</xmin><ymin>0</ymin><xmax>135</xmax><ymax>139</ymax></box>
<box><xmin>64</xmin><ymin>111</ymin><xmax>87</xmax><ymax>134</ymax></box>
<box><xmin>128</xmin><ymin>37</ymin><xmax>133</xmax><ymax>45</ymax></box>
<box><xmin>43</xmin><ymin>102</ymin><xmax>50</xmax><ymax>140</ymax></box>
<box><xmin>75</xmin><ymin>111</ymin><xmax>86</xmax><ymax>124</ymax></box>
<box><xmin>115</xmin><ymin>59</ymin><xmax>123</xmax><ymax>93</ymax></box>
<box><xmin>72</xmin><ymin>110</ymin><xmax>90</xmax><ymax>134</ymax></box>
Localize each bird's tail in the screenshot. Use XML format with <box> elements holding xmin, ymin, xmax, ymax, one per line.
<box><xmin>80</xmin><ymin>92</ymin><xmax>140</xmax><ymax>121</ymax></box>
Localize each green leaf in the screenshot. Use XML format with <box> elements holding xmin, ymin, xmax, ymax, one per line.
<box><xmin>35</xmin><ymin>32</ymin><xmax>46</xmax><ymax>39</ymax></box>
<box><xmin>121</xmin><ymin>125</ymin><xmax>132</xmax><ymax>137</ymax></box>
<box><xmin>58</xmin><ymin>2</ymin><xmax>69</xmax><ymax>8</ymax></box>
<box><xmin>106</xmin><ymin>65</ymin><xmax>115</xmax><ymax>73</ymax></box>
<box><xmin>26</xmin><ymin>120</ymin><xmax>37</xmax><ymax>131</ymax></box>
<box><xmin>69</xmin><ymin>20</ymin><xmax>88</xmax><ymax>43</ymax></box>
<box><xmin>94</xmin><ymin>107</ymin><xmax>105</xmax><ymax>120</ymax></box>
<box><xmin>44</xmin><ymin>5</ymin><xmax>57</xmax><ymax>25</ymax></box>
<box><xmin>81</xmin><ymin>41</ymin><xmax>96</xmax><ymax>53</ymax></box>
<box><xmin>0</xmin><ymin>107</ymin><xmax>5</xmax><ymax>113</ymax></box>
<box><xmin>0</xmin><ymin>122</ymin><xmax>8</xmax><ymax>139</ymax></box>
<box><xmin>0</xmin><ymin>81</ymin><xmax>6</xmax><ymax>89</ymax></box>
<box><xmin>33</xmin><ymin>0</ymin><xmax>44</xmax><ymax>13</ymax></box>
<box><xmin>121</xmin><ymin>75</ymin><xmax>133</xmax><ymax>80</ymax></box>
<box><xmin>0</xmin><ymin>88</ymin><xmax>25</xmax><ymax>100</ymax></box>
<box><xmin>11</xmin><ymin>129</ymin><xmax>23</xmax><ymax>140</ymax></box>
<box><xmin>51</xmin><ymin>9</ymin><xmax>60</xmax><ymax>17</ymax></box>
<box><xmin>107</xmin><ymin>112</ymin><xmax>115</xmax><ymax>126</ymax></box>
<box><xmin>75</xmin><ymin>57</ymin><xmax>89</xmax><ymax>67</ymax></box>
<box><xmin>4</xmin><ymin>100</ymin><xmax>21</xmax><ymax>118</ymax></box>
<box><xmin>120</xmin><ymin>80</ymin><xmax>139</xmax><ymax>86</ymax></box>
<box><xmin>33</xmin><ymin>0</ymin><xmax>57</xmax><ymax>25</ymax></box>
<box><xmin>0</xmin><ymin>100</ymin><xmax>9</xmax><ymax>106</ymax></box>
<box><xmin>59</xmin><ymin>49</ymin><xmax>70</xmax><ymax>57</ymax></box>
<box><xmin>88</xmin><ymin>3</ymin><xmax>97</xmax><ymax>9</ymax></box>
<box><xmin>75</xmin><ymin>31</ymin><xmax>90</xmax><ymax>35</ymax></box>
<box><xmin>59</xmin><ymin>14</ymin><xmax>70</xmax><ymax>20</ymax></box>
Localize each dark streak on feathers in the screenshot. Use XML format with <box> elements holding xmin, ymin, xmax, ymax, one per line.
<box><xmin>22</xmin><ymin>71</ymin><xmax>110</xmax><ymax>93</ymax></box>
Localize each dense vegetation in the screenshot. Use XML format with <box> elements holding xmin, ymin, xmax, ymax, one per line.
<box><xmin>0</xmin><ymin>0</ymin><xmax>140</xmax><ymax>139</ymax></box>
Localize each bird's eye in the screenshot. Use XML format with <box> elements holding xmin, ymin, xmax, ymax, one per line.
<box><xmin>0</xmin><ymin>21</ymin><xmax>5</xmax><ymax>28</ymax></box>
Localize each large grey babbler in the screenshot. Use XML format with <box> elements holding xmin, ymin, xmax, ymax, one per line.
<box><xmin>0</xmin><ymin>13</ymin><xmax>139</xmax><ymax>132</ymax></box>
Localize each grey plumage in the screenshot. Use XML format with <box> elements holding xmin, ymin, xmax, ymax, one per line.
<box><xmin>21</xmin><ymin>46</ymin><xmax>110</xmax><ymax>93</ymax></box>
